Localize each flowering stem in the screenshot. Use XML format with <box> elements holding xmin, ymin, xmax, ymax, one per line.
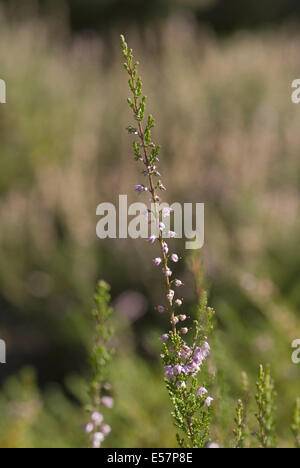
<box><xmin>255</xmin><ymin>365</ymin><xmax>277</xmax><ymax>449</ymax></box>
<box><xmin>121</xmin><ymin>36</ymin><xmax>176</xmax><ymax>334</ymax></box>
<box><xmin>121</xmin><ymin>35</ymin><xmax>215</xmax><ymax>448</ymax></box>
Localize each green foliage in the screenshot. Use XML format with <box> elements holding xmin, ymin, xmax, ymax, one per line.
<box><xmin>292</xmin><ymin>399</ymin><xmax>300</xmax><ymax>449</ymax></box>
<box><xmin>233</xmin><ymin>399</ymin><xmax>247</xmax><ymax>449</ymax></box>
<box><xmin>121</xmin><ymin>34</ymin><xmax>161</xmax><ymax>182</ymax></box>
<box><xmin>255</xmin><ymin>365</ymin><xmax>277</xmax><ymax>448</ymax></box>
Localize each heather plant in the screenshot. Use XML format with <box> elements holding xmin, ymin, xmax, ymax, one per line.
<box><xmin>292</xmin><ymin>399</ymin><xmax>300</xmax><ymax>448</ymax></box>
<box><xmin>85</xmin><ymin>281</ymin><xmax>114</xmax><ymax>448</ymax></box>
<box><xmin>255</xmin><ymin>365</ymin><xmax>277</xmax><ymax>448</ymax></box>
<box><xmin>233</xmin><ymin>399</ymin><xmax>247</xmax><ymax>449</ymax></box>
<box><xmin>121</xmin><ymin>34</ymin><xmax>215</xmax><ymax>448</ymax></box>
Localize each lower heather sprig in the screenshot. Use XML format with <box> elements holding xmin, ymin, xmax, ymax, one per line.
<box><xmin>255</xmin><ymin>365</ymin><xmax>277</xmax><ymax>448</ymax></box>
<box><xmin>233</xmin><ymin>399</ymin><xmax>247</xmax><ymax>449</ymax></box>
<box><xmin>85</xmin><ymin>281</ymin><xmax>114</xmax><ymax>448</ymax></box>
<box><xmin>121</xmin><ymin>35</ymin><xmax>215</xmax><ymax>448</ymax></box>
<box><xmin>292</xmin><ymin>399</ymin><xmax>300</xmax><ymax>448</ymax></box>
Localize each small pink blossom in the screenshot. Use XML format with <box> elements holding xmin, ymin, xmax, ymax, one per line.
<box><xmin>161</xmin><ymin>334</ymin><xmax>169</xmax><ymax>342</ymax></box>
<box><xmin>176</xmin><ymin>381</ymin><xmax>187</xmax><ymax>389</ymax></box>
<box><xmin>101</xmin><ymin>397</ymin><xmax>114</xmax><ymax>409</ymax></box>
<box><xmin>167</xmin><ymin>290</ymin><xmax>175</xmax><ymax>301</ymax></box>
<box><xmin>91</xmin><ymin>412</ymin><xmax>104</xmax><ymax>426</ymax></box>
<box><xmin>164</xmin><ymin>366</ymin><xmax>174</xmax><ymax>379</ymax></box>
<box><xmin>174</xmin><ymin>365</ymin><xmax>183</xmax><ymax>375</ymax></box>
<box><xmin>135</xmin><ymin>184</ymin><xmax>147</xmax><ymax>192</ymax></box>
<box><xmin>204</xmin><ymin>397</ymin><xmax>214</xmax><ymax>407</ymax></box>
<box><xmin>153</xmin><ymin>257</ymin><xmax>162</xmax><ymax>266</ymax></box>
<box><xmin>198</xmin><ymin>387</ymin><xmax>208</xmax><ymax>397</ymax></box>
<box><xmin>147</xmin><ymin>235</ymin><xmax>156</xmax><ymax>244</ymax></box>
<box><xmin>175</xmin><ymin>299</ymin><xmax>183</xmax><ymax>307</ymax></box>
<box><xmin>157</xmin><ymin>305</ymin><xmax>165</xmax><ymax>313</ymax></box>
<box><xmin>85</xmin><ymin>423</ymin><xmax>94</xmax><ymax>434</ymax></box>
<box><xmin>162</xmin><ymin>242</ymin><xmax>169</xmax><ymax>254</ymax></box>
<box><xmin>92</xmin><ymin>432</ymin><xmax>104</xmax><ymax>448</ymax></box>
<box><xmin>168</xmin><ymin>231</ymin><xmax>176</xmax><ymax>238</ymax></box>
<box><xmin>101</xmin><ymin>424</ymin><xmax>111</xmax><ymax>436</ymax></box>
<box><xmin>163</xmin><ymin>268</ymin><xmax>172</xmax><ymax>277</ymax></box>
<box><xmin>175</xmin><ymin>279</ymin><xmax>183</xmax><ymax>287</ymax></box>
<box><xmin>181</xmin><ymin>328</ymin><xmax>188</xmax><ymax>335</ymax></box>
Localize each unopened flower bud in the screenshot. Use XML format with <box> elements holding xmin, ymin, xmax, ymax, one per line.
<box><xmin>101</xmin><ymin>397</ymin><xmax>114</xmax><ymax>409</ymax></box>
<box><xmin>101</xmin><ymin>424</ymin><xmax>111</xmax><ymax>436</ymax></box>
<box><xmin>91</xmin><ymin>412</ymin><xmax>103</xmax><ymax>426</ymax></box>
<box><xmin>147</xmin><ymin>235</ymin><xmax>156</xmax><ymax>244</ymax></box>
<box><xmin>153</xmin><ymin>257</ymin><xmax>162</xmax><ymax>266</ymax></box>
<box><xmin>160</xmin><ymin>334</ymin><xmax>169</xmax><ymax>342</ymax></box>
<box><xmin>163</xmin><ymin>268</ymin><xmax>172</xmax><ymax>277</ymax></box>
<box><xmin>85</xmin><ymin>423</ymin><xmax>94</xmax><ymax>434</ymax></box>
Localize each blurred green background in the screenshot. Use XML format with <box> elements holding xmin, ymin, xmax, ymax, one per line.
<box><xmin>0</xmin><ymin>0</ymin><xmax>299</xmax><ymax>448</ymax></box>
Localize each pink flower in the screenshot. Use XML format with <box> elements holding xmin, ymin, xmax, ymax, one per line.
<box><xmin>171</xmin><ymin>254</ymin><xmax>179</xmax><ymax>263</ymax></box>
<box><xmin>175</xmin><ymin>279</ymin><xmax>183</xmax><ymax>287</ymax></box>
<box><xmin>153</xmin><ymin>257</ymin><xmax>162</xmax><ymax>266</ymax></box>
<box><xmin>204</xmin><ymin>397</ymin><xmax>214</xmax><ymax>407</ymax></box>
<box><xmin>92</xmin><ymin>432</ymin><xmax>104</xmax><ymax>448</ymax></box>
<box><xmin>157</xmin><ymin>305</ymin><xmax>165</xmax><ymax>313</ymax></box>
<box><xmin>175</xmin><ymin>299</ymin><xmax>182</xmax><ymax>306</ymax></box>
<box><xmin>193</xmin><ymin>342</ymin><xmax>210</xmax><ymax>365</ymax></box>
<box><xmin>164</xmin><ymin>366</ymin><xmax>174</xmax><ymax>379</ymax></box>
<box><xmin>147</xmin><ymin>235</ymin><xmax>156</xmax><ymax>244</ymax></box>
<box><xmin>174</xmin><ymin>365</ymin><xmax>183</xmax><ymax>375</ymax></box>
<box><xmin>91</xmin><ymin>412</ymin><xmax>104</xmax><ymax>426</ymax></box>
<box><xmin>163</xmin><ymin>268</ymin><xmax>172</xmax><ymax>277</ymax></box>
<box><xmin>159</xmin><ymin>182</ymin><xmax>167</xmax><ymax>191</ymax></box>
<box><xmin>172</xmin><ymin>316</ymin><xmax>179</xmax><ymax>325</ymax></box>
<box><xmin>159</xmin><ymin>222</ymin><xmax>165</xmax><ymax>231</ymax></box>
<box><xmin>181</xmin><ymin>328</ymin><xmax>188</xmax><ymax>335</ymax></box>
<box><xmin>135</xmin><ymin>185</ymin><xmax>147</xmax><ymax>192</ymax></box>
<box><xmin>85</xmin><ymin>423</ymin><xmax>94</xmax><ymax>434</ymax></box>
<box><xmin>176</xmin><ymin>381</ymin><xmax>187</xmax><ymax>389</ymax></box>
<box><xmin>198</xmin><ymin>387</ymin><xmax>208</xmax><ymax>397</ymax></box>
<box><xmin>179</xmin><ymin>315</ymin><xmax>187</xmax><ymax>321</ymax></box>
<box><xmin>167</xmin><ymin>290</ymin><xmax>175</xmax><ymax>302</ymax></box>
<box><xmin>162</xmin><ymin>242</ymin><xmax>169</xmax><ymax>254</ymax></box>
<box><xmin>160</xmin><ymin>334</ymin><xmax>169</xmax><ymax>342</ymax></box>
<box><xmin>101</xmin><ymin>424</ymin><xmax>111</xmax><ymax>436</ymax></box>
<box><xmin>168</xmin><ymin>231</ymin><xmax>176</xmax><ymax>238</ymax></box>
<box><xmin>101</xmin><ymin>397</ymin><xmax>114</xmax><ymax>409</ymax></box>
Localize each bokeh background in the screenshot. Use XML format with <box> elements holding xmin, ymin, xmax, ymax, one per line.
<box><xmin>0</xmin><ymin>0</ymin><xmax>299</xmax><ymax>448</ymax></box>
